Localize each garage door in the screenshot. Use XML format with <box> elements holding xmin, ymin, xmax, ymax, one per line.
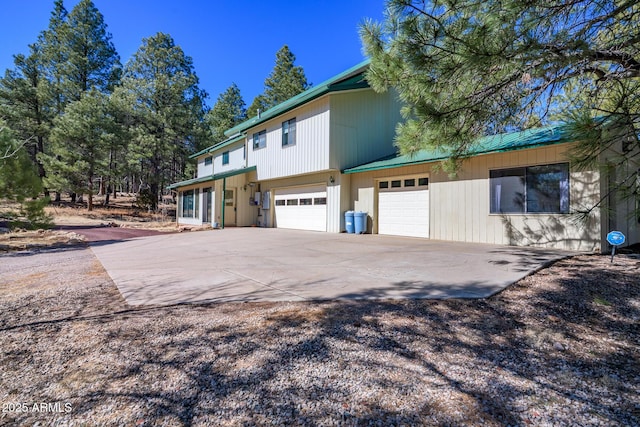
<box><xmin>274</xmin><ymin>185</ymin><xmax>327</xmax><ymax>231</ymax></box>
<box><xmin>378</xmin><ymin>176</ymin><xmax>429</xmax><ymax>238</ymax></box>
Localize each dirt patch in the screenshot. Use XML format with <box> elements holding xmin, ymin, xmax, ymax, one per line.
<box><xmin>0</xmin><ymin>251</ymin><xmax>637</xmax><ymax>426</ymax></box>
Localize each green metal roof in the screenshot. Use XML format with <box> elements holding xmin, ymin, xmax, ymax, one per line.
<box><xmin>224</xmin><ymin>59</ymin><xmax>371</xmax><ymax>137</ymax></box>
<box><xmin>189</xmin><ymin>133</ymin><xmax>246</xmax><ymax>159</ymax></box>
<box><xmin>167</xmin><ymin>166</ymin><xmax>257</xmax><ymax>190</ymax></box>
<box><xmin>209</xmin><ymin>133</ymin><xmax>245</xmax><ymax>153</ymax></box>
<box><xmin>343</xmin><ymin>124</ymin><xmax>574</xmax><ymax>174</ymax></box>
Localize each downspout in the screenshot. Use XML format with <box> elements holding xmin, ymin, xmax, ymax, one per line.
<box><xmin>221</xmin><ymin>177</ymin><xmax>226</xmax><ymax>229</ymax></box>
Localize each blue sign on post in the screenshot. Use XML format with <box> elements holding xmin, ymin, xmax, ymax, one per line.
<box><xmin>607</xmin><ymin>231</ymin><xmax>626</xmax><ymax>263</ymax></box>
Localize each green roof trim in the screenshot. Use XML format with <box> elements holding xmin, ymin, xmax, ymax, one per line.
<box><xmin>167</xmin><ymin>166</ymin><xmax>257</xmax><ymax>190</ymax></box>
<box><xmin>343</xmin><ymin>124</ymin><xmax>574</xmax><ymax>174</ymax></box>
<box><xmin>224</xmin><ymin>59</ymin><xmax>371</xmax><ymax>137</ymax></box>
<box><xmin>189</xmin><ymin>134</ymin><xmax>246</xmax><ymax>159</ymax></box>
<box><xmin>209</xmin><ymin>133</ymin><xmax>246</xmax><ymax>153</ymax></box>
<box><xmin>167</xmin><ymin>174</ymin><xmax>215</xmax><ymax>190</ymax></box>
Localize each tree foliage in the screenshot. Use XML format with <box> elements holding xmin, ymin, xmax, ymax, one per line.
<box><xmin>115</xmin><ymin>32</ymin><xmax>208</xmax><ymax>209</ymax></box>
<box><xmin>360</xmin><ymin>0</ymin><xmax>640</xmax><ymax>175</ymax></box>
<box><xmin>206</xmin><ymin>83</ymin><xmax>246</xmax><ymax>143</ymax></box>
<box><xmin>42</xmin><ymin>90</ymin><xmax>117</xmax><ymax>211</ymax></box>
<box><xmin>247</xmin><ymin>45</ymin><xmax>310</xmax><ymax>117</ymax></box>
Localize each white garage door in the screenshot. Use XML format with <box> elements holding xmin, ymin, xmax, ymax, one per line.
<box><xmin>274</xmin><ymin>185</ymin><xmax>327</xmax><ymax>232</ymax></box>
<box><xmin>378</xmin><ymin>176</ymin><xmax>429</xmax><ymax>238</ymax></box>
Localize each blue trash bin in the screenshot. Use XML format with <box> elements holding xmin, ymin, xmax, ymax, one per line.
<box><xmin>344</xmin><ymin>211</ymin><xmax>355</xmax><ymax>233</ymax></box>
<box><xmin>354</xmin><ymin>211</ymin><xmax>367</xmax><ymax>234</ymax></box>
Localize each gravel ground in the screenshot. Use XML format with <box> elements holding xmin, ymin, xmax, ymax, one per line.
<box><xmin>0</xmin><ymin>247</ymin><xmax>638</xmax><ymax>426</ymax></box>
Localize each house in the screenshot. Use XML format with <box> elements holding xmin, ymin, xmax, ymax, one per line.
<box><xmin>345</xmin><ymin>124</ymin><xmax>639</xmax><ymax>252</ymax></box>
<box><xmin>169</xmin><ymin>61</ymin><xmax>639</xmax><ymax>252</ymax></box>
<box><xmin>168</xmin><ymin>60</ymin><xmax>404</xmax><ymax>232</ymax></box>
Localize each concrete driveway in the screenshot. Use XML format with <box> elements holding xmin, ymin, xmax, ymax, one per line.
<box><xmin>90</xmin><ymin>228</ymin><xmax>575</xmax><ymax>305</ymax></box>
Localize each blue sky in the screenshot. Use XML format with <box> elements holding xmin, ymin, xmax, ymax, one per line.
<box><xmin>0</xmin><ymin>0</ymin><xmax>386</xmax><ymax>108</ymax></box>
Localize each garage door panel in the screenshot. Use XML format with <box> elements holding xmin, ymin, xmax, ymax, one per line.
<box><xmin>275</xmin><ymin>186</ymin><xmax>327</xmax><ymax>232</ymax></box>
<box><xmin>378</xmin><ymin>184</ymin><xmax>429</xmax><ymax>238</ymax></box>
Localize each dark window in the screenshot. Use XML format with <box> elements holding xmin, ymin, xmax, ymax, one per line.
<box><xmin>282</xmin><ymin>118</ymin><xmax>296</xmax><ymax>146</ymax></box>
<box><xmin>204</xmin><ymin>156</ymin><xmax>212</xmax><ymax>166</ymax></box>
<box><xmin>275</xmin><ymin>200</ymin><xmax>286</xmax><ymax>206</ymax></box>
<box><xmin>404</xmin><ymin>179</ymin><xmax>415</xmax><ymax>187</ymax></box>
<box><xmin>286</xmin><ymin>199</ymin><xmax>298</xmax><ymax>206</ymax></box>
<box><xmin>300</xmin><ymin>198</ymin><xmax>312</xmax><ymax>205</ymax></box>
<box><xmin>181</xmin><ymin>190</ymin><xmax>194</xmax><ymax>218</ymax></box>
<box><xmin>222</xmin><ymin>151</ymin><xmax>229</xmax><ymax>165</ymax></box>
<box><xmin>314</xmin><ymin>197</ymin><xmax>327</xmax><ymax>205</ymax></box>
<box><xmin>391</xmin><ymin>180</ymin><xmax>401</xmax><ymax>188</ymax></box>
<box><xmin>418</xmin><ymin>177</ymin><xmax>429</xmax><ymax>186</ymax></box>
<box><xmin>253</xmin><ymin>130</ymin><xmax>266</xmax><ymax>150</ymax></box>
<box><xmin>490</xmin><ymin>163</ymin><xmax>569</xmax><ymax>214</ymax></box>
<box><xmin>379</xmin><ymin>181</ymin><xmax>389</xmax><ymax>189</ymax></box>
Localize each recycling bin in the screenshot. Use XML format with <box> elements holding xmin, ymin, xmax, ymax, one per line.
<box><xmin>344</xmin><ymin>211</ymin><xmax>355</xmax><ymax>233</ymax></box>
<box><xmin>354</xmin><ymin>211</ymin><xmax>367</xmax><ymax>234</ymax></box>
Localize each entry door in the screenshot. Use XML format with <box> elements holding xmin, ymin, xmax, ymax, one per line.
<box><xmin>203</xmin><ymin>188</ymin><xmax>212</xmax><ymax>223</ymax></box>
<box><xmin>224</xmin><ymin>188</ymin><xmax>236</xmax><ymax>226</ymax></box>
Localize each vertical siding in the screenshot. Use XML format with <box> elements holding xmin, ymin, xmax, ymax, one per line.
<box><xmin>257</xmin><ymin>172</ymin><xmax>350</xmax><ymax>232</ymax></box>
<box><xmin>213</xmin><ymin>142</ymin><xmax>246</xmax><ymax>173</ymax></box>
<box><xmin>349</xmin><ymin>144</ymin><xmax>602</xmax><ymax>251</ymax></box>
<box><xmin>246</xmin><ymin>98</ymin><xmax>330</xmax><ymax>180</ymax></box>
<box><xmin>329</xmin><ymin>89</ymin><xmax>403</xmax><ymax>171</ymax></box>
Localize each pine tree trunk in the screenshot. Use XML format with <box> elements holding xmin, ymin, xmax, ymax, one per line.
<box><xmin>87</xmin><ymin>176</ymin><xmax>93</xmax><ymax>211</ymax></box>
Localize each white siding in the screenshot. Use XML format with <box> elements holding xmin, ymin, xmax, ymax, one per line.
<box><xmin>247</xmin><ymin>97</ymin><xmax>330</xmax><ymax>180</ymax></box>
<box><xmin>329</xmin><ymin>89</ymin><xmax>403</xmax><ymax>171</ymax></box>
<box><xmin>213</xmin><ymin>142</ymin><xmax>246</xmax><ymax>174</ymax></box>
<box><xmin>197</xmin><ymin>156</ymin><xmax>213</xmax><ymax>177</ymax></box>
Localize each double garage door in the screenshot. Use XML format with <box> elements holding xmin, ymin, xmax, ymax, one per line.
<box><xmin>378</xmin><ymin>176</ymin><xmax>430</xmax><ymax>238</ymax></box>
<box><xmin>274</xmin><ymin>185</ymin><xmax>327</xmax><ymax>232</ymax></box>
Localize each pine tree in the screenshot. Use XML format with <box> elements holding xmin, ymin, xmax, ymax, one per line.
<box><xmin>43</xmin><ymin>90</ymin><xmax>115</xmax><ymax>211</ymax></box>
<box><xmin>0</xmin><ymin>46</ymin><xmax>50</xmax><ymax>189</ymax></box>
<box><xmin>206</xmin><ymin>83</ymin><xmax>246</xmax><ymax>143</ymax></box>
<box><xmin>0</xmin><ymin>121</ymin><xmax>48</xmax><ymax>225</ymax></box>
<box><xmin>61</xmin><ymin>0</ymin><xmax>121</xmax><ymax>101</ymax></box>
<box><xmin>37</xmin><ymin>0</ymin><xmax>122</xmax><ymax>203</ymax></box>
<box><xmin>360</xmin><ymin>1</ymin><xmax>640</xmax><ymax>170</ymax></box>
<box><xmin>114</xmin><ymin>32</ymin><xmax>208</xmax><ymax>210</ymax></box>
<box><xmin>247</xmin><ymin>45</ymin><xmax>309</xmax><ymax>117</ymax></box>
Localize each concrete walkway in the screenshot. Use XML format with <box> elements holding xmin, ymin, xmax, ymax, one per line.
<box><xmin>90</xmin><ymin>228</ymin><xmax>575</xmax><ymax>306</ymax></box>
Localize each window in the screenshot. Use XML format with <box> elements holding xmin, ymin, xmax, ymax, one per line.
<box><xmin>204</xmin><ymin>156</ymin><xmax>212</xmax><ymax>166</ymax></box>
<box><xmin>314</xmin><ymin>197</ymin><xmax>327</xmax><ymax>205</ymax></box>
<box><xmin>391</xmin><ymin>180</ymin><xmax>402</xmax><ymax>188</ymax></box>
<box><xmin>379</xmin><ymin>181</ymin><xmax>389</xmax><ymax>189</ymax></box>
<box><xmin>194</xmin><ymin>188</ymin><xmax>199</xmax><ymax>219</ymax></box>
<box><xmin>418</xmin><ymin>177</ymin><xmax>429</xmax><ymax>186</ymax></box>
<box><xmin>286</xmin><ymin>199</ymin><xmax>298</xmax><ymax>206</ymax></box>
<box><xmin>490</xmin><ymin>163</ymin><xmax>569</xmax><ymax>214</ymax></box>
<box><xmin>222</xmin><ymin>151</ymin><xmax>229</xmax><ymax>165</ymax></box>
<box><xmin>282</xmin><ymin>118</ymin><xmax>296</xmax><ymax>147</ymax></box>
<box><xmin>275</xmin><ymin>200</ymin><xmax>286</xmax><ymax>206</ymax></box>
<box><xmin>181</xmin><ymin>190</ymin><xmax>194</xmax><ymax>218</ymax></box>
<box><xmin>300</xmin><ymin>198</ymin><xmax>312</xmax><ymax>205</ymax></box>
<box><xmin>404</xmin><ymin>179</ymin><xmax>415</xmax><ymax>187</ymax></box>
<box><xmin>253</xmin><ymin>130</ymin><xmax>266</xmax><ymax>150</ymax></box>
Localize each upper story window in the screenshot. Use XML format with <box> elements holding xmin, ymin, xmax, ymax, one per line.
<box><xmin>282</xmin><ymin>118</ymin><xmax>296</xmax><ymax>147</ymax></box>
<box><xmin>222</xmin><ymin>151</ymin><xmax>229</xmax><ymax>165</ymax></box>
<box><xmin>490</xmin><ymin>163</ymin><xmax>569</xmax><ymax>214</ymax></box>
<box><xmin>253</xmin><ymin>130</ymin><xmax>266</xmax><ymax>150</ymax></box>
<box><xmin>204</xmin><ymin>156</ymin><xmax>212</xmax><ymax>166</ymax></box>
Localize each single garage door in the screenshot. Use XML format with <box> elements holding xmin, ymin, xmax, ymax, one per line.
<box><xmin>378</xmin><ymin>176</ymin><xmax>429</xmax><ymax>238</ymax></box>
<box><xmin>274</xmin><ymin>185</ymin><xmax>327</xmax><ymax>231</ymax></box>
